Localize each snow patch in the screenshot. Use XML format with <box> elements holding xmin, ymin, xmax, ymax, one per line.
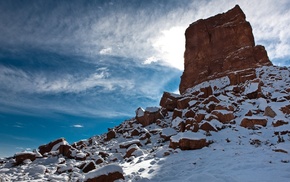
<box><xmin>244</xmin><ymin>82</ymin><xmax>259</xmax><ymax>94</ymax></box>
<box><xmin>171</xmin><ymin>117</ymin><xmax>184</xmax><ymax>128</ymax></box>
<box><xmin>145</xmin><ymin>107</ymin><xmax>160</xmax><ymax>113</ymax></box>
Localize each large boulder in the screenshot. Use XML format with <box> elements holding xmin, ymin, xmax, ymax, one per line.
<box><xmin>200</xmin><ymin>121</ymin><xmax>218</xmax><ymax>132</ymax></box>
<box><xmin>135</xmin><ymin>107</ymin><xmax>163</xmax><ymax>126</ymax></box>
<box><xmin>105</xmin><ymin>129</ymin><xmax>116</xmax><ymax>141</ymax></box>
<box><xmin>177</xmin><ymin>97</ymin><xmax>191</xmax><ymax>109</ymax></box>
<box><xmin>211</xmin><ymin>110</ymin><xmax>235</xmax><ymax>124</ymax></box>
<box><xmin>81</xmin><ymin>161</ymin><xmax>96</xmax><ymax>173</ymax></box>
<box><xmin>14</xmin><ymin>152</ymin><xmax>36</xmax><ymax>165</ymax></box>
<box><xmin>38</xmin><ymin>138</ymin><xmax>69</xmax><ymax>155</ymax></box>
<box><xmin>84</xmin><ymin>164</ymin><xmax>124</xmax><ymax>182</ymax></box>
<box><xmin>243</xmin><ymin>79</ymin><xmax>263</xmax><ymax>99</ymax></box>
<box><xmin>160</xmin><ymin>92</ymin><xmax>182</xmax><ymax>111</ymax></box>
<box><xmin>169</xmin><ymin>131</ymin><xmax>209</xmax><ymax>150</ymax></box>
<box><xmin>240</xmin><ymin>117</ymin><xmax>268</xmax><ymax>128</ymax></box>
<box><xmin>179</xmin><ymin>5</ymin><xmax>272</xmax><ymax>93</ymax></box>
<box><xmin>58</xmin><ymin>144</ymin><xmax>73</xmax><ymax>158</ymax></box>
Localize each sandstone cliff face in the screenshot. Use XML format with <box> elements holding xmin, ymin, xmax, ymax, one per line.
<box><xmin>179</xmin><ymin>5</ymin><xmax>272</xmax><ymax>94</ymax></box>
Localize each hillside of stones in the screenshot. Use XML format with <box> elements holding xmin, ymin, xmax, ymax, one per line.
<box><xmin>1</xmin><ymin>65</ymin><xmax>290</xmax><ymax>181</ymax></box>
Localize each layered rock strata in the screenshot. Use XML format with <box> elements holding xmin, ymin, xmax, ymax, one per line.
<box><xmin>180</xmin><ymin>5</ymin><xmax>272</xmax><ymax>94</ymax></box>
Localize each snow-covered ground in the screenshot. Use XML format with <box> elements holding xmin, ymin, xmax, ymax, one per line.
<box><xmin>1</xmin><ymin>66</ymin><xmax>290</xmax><ymax>182</ymax></box>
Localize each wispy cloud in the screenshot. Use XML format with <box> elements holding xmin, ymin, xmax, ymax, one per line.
<box><xmin>1</xmin><ymin>134</ymin><xmax>37</xmax><ymax>142</ymax></box>
<box><xmin>0</xmin><ymin>65</ymin><xmax>133</xmax><ymax>94</ymax></box>
<box><xmin>1</xmin><ymin>0</ymin><xmax>289</xmax><ymax>70</ymax></box>
<box><xmin>0</xmin><ymin>61</ymin><xmax>180</xmax><ymax>118</ymax></box>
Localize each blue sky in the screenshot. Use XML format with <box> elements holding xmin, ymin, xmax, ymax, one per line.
<box><xmin>1</xmin><ymin>0</ymin><xmax>290</xmax><ymax>157</ymax></box>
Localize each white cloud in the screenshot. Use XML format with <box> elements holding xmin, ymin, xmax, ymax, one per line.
<box><xmin>99</xmin><ymin>47</ymin><xmax>112</xmax><ymax>55</ymax></box>
<box><xmin>72</xmin><ymin>124</ymin><xmax>83</xmax><ymax>128</ymax></box>
<box><xmin>143</xmin><ymin>56</ymin><xmax>158</xmax><ymax>65</ymax></box>
<box><xmin>234</xmin><ymin>0</ymin><xmax>290</xmax><ymax>64</ymax></box>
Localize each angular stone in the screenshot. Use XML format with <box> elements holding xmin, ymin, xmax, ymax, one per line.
<box><xmin>200</xmin><ymin>122</ymin><xmax>218</xmax><ymax>132</ymax></box>
<box><xmin>85</xmin><ymin>165</ymin><xmax>124</xmax><ymax>182</ymax></box>
<box><xmin>211</xmin><ymin>110</ymin><xmax>235</xmax><ymax>124</ymax></box>
<box><xmin>245</xmin><ymin>110</ymin><xmax>253</xmax><ymax>116</ymax></box>
<box><xmin>169</xmin><ymin>138</ymin><xmax>208</xmax><ymax>150</ymax></box>
<box><xmin>244</xmin><ymin>79</ymin><xmax>263</xmax><ymax>99</ymax></box>
<box><xmin>272</xmin><ymin>120</ymin><xmax>289</xmax><ymax>127</ymax></box>
<box><xmin>136</xmin><ymin>107</ymin><xmax>163</xmax><ymax>126</ymax></box>
<box><xmin>124</xmin><ymin>147</ymin><xmax>137</xmax><ymax>159</ymax></box>
<box><xmin>58</xmin><ymin>145</ymin><xmax>73</xmax><ymax>158</ymax></box>
<box><xmin>130</xmin><ymin>129</ymin><xmax>140</xmax><ymax>136</ymax></box>
<box><xmin>38</xmin><ymin>138</ymin><xmax>67</xmax><ymax>155</ymax></box>
<box><xmin>185</xmin><ymin>109</ymin><xmax>196</xmax><ymax>118</ymax></box>
<box><xmin>72</xmin><ymin>140</ymin><xmax>87</xmax><ymax>150</ymax></box>
<box><xmin>172</xmin><ymin>109</ymin><xmax>183</xmax><ymax>119</ymax></box>
<box><xmin>195</xmin><ymin>113</ymin><xmax>206</xmax><ymax>123</ymax></box>
<box><xmin>240</xmin><ymin>117</ymin><xmax>267</xmax><ymax>128</ymax></box>
<box><xmin>177</xmin><ymin>97</ymin><xmax>191</xmax><ymax>109</ymax></box>
<box><xmin>160</xmin><ymin>92</ymin><xmax>181</xmax><ymax>111</ymax></box>
<box><xmin>105</xmin><ymin>129</ymin><xmax>116</xmax><ymax>141</ymax></box>
<box><xmin>264</xmin><ymin>106</ymin><xmax>277</xmax><ymax>118</ymax></box>
<box><xmin>200</xmin><ymin>86</ymin><xmax>213</xmax><ymax>98</ymax></box>
<box><xmin>119</xmin><ymin>140</ymin><xmax>142</xmax><ymax>149</ymax></box>
<box><xmin>280</xmin><ymin>105</ymin><xmax>290</xmax><ymax>114</ymax></box>
<box><xmin>202</xmin><ymin>95</ymin><xmax>220</xmax><ymax>105</ymax></box>
<box><xmin>82</xmin><ymin>161</ymin><xmax>96</xmax><ymax>173</ymax></box>
<box><xmin>215</xmin><ymin>104</ymin><xmax>234</xmax><ymax>111</ymax></box>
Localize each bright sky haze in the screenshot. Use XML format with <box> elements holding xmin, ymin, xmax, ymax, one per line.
<box><xmin>1</xmin><ymin>0</ymin><xmax>290</xmax><ymax>157</ymax></box>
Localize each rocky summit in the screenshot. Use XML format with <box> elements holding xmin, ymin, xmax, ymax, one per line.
<box><xmin>180</xmin><ymin>5</ymin><xmax>272</xmax><ymax>94</ymax></box>
<box><xmin>1</xmin><ymin>5</ymin><xmax>290</xmax><ymax>182</ymax></box>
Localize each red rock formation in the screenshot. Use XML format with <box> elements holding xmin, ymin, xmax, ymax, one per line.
<box><xmin>180</xmin><ymin>5</ymin><xmax>272</xmax><ymax>94</ymax></box>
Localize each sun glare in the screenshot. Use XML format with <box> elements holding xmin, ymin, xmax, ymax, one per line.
<box><xmin>152</xmin><ymin>26</ymin><xmax>185</xmax><ymax>70</ymax></box>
